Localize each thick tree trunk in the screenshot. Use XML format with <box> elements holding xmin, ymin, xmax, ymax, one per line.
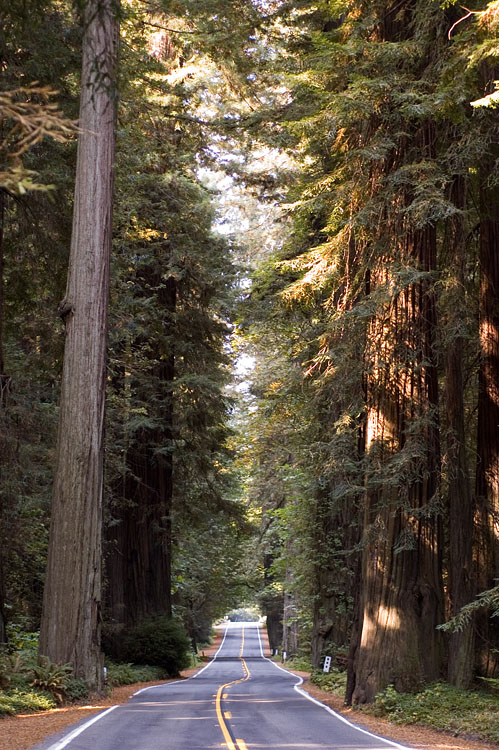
<box><xmin>282</xmin><ymin>554</ymin><xmax>298</xmax><ymax>658</ymax></box>
<box><xmin>282</xmin><ymin>592</ymin><xmax>298</xmax><ymax>658</ymax></box>
<box><xmin>445</xmin><ymin>176</ymin><xmax>475</xmax><ymax>687</ymax></box>
<box><xmin>475</xmin><ymin>89</ymin><xmax>499</xmax><ymax>675</ymax></box>
<box><xmin>0</xmin><ymin>556</ymin><xmax>5</xmax><ymax>645</ymax></box>
<box><xmin>0</xmin><ymin>188</ymin><xmax>6</xmax><ymax>644</ymax></box>
<box><xmin>262</xmin><ymin>552</ymin><xmax>283</xmax><ymax>653</ymax></box>
<box><xmin>0</xmin><ymin>189</ymin><xmax>4</xmax><ymax>380</ymax></box>
<box><xmin>353</xmin><ymin>229</ymin><xmax>443</xmax><ymax>703</ymax></box>
<box><xmin>39</xmin><ymin>0</ymin><xmax>118</xmax><ymax>689</ymax></box>
<box><xmin>352</xmin><ymin>121</ymin><xmax>444</xmax><ymax>700</ymax></box>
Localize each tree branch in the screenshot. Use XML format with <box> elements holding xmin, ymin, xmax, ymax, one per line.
<box><xmin>448</xmin><ymin>7</ymin><xmax>477</xmax><ymax>39</ymax></box>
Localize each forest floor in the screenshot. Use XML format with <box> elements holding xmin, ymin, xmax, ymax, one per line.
<box><xmin>2</xmin><ymin>628</ymin><xmax>498</xmax><ymax>750</ymax></box>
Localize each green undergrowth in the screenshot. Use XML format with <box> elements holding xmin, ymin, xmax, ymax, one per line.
<box><xmin>0</xmin><ymin>688</ymin><xmax>57</xmax><ymax>716</ymax></box>
<box><xmin>105</xmin><ymin>661</ymin><xmax>166</xmax><ymax>686</ymax></box>
<box><xmin>310</xmin><ymin>668</ymin><xmax>348</xmax><ymax>697</ymax></box>
<box><xmin>104</xmin><ymin>648</ymin><xmax>201</xmax><ymax>687</ymax></box>
<box><xmin>367</xmin><ymin>682</ymin><xmax>499</xmax><ymax>743</ymax></box>
<box><xmin>281</xmin><ymin>655</ymin><xmax>313</xmax><ymax>672</ymax></box>
<box><xmin>102</xmin><ymin>616</ymin><xmax>191</xmax><ymax>677</ymax></box>
<box><xmin>0</xmin><ymin>621</ymin><xmax>207</xmax><ymax>718</ymax></box>
<box><xmin>310</xmin><ymin>667</ymin><xmax>499</xmax><ymax>744</ymax></box>
<box><xmin>0</xmin><ymin>661</ymin><xmax>168</xmax><ymax>717</ymax></box>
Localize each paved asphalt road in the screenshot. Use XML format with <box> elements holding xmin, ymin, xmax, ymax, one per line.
<box><xmin>37</xmin><ymin>623</ymin><xmax>412</xmax><ymax>750</ymax></box>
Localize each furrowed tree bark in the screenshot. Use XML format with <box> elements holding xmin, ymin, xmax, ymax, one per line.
<box><xmin>352</xmin><ymin>121</ymin><xmax>444</xmax><ymax>703</ymax></box>
<box><xmin>353</xmin><ymin>222</ymin><xmax>443</xmax><ymax>703</ymax></box>
<box><xmin>0</xmin><ymin>189</ymin><xmax>4</xmax><ymax>382</ymax></box>
<box><xmin>0</xmin><ymin>555</ymin><xmax>5</xmax><ymax>646</ymax></box>
<box><xmin>282</xmin><ymin>541</ymin><xmax>298</xmax><ymax>659</ymax></box>
<box><xmin>445</xmin><ymin>175</ymin><xmax>475</xmax><ymax>688</ymax></box>
<box><xmin>39</xmin><ymin>0</ymin><xmax>119</xmax><ymax>689</ymax></box>
<box><xmin>262</xmin><ymin>552</ymin><xmax>283</xmax><ymax>653</ymax></box>
<box><xmin>0</xmin><ymin>188</ymin><xmax>6</xmax><ymax>645</ymax></box>
<box><xmin>475</xmin><ymin>71</ymin><xmax>499</xmax><ymax>676</ymax></box>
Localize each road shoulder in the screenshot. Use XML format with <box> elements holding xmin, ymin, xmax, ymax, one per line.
<box><xmin>291</xmin><ymin>670</ymin><xmax>499</xmax><ymax>750</ymax></box>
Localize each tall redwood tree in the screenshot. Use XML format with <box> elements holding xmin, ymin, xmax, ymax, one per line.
<box><xmin>39</xmin><ymin>0</ymin><xmax>119</xmax><ymax>688</ymax></box>
<box><xmin>475</xmin><ymin>62</ymin><xmax>499</xmax><ymax>676</ymax></box>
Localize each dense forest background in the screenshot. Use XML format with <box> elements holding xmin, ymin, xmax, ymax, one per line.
<box><xmin>1</xmin><ymin>0</ymin><xmax>498</xmax><ymax>705</ymax></box>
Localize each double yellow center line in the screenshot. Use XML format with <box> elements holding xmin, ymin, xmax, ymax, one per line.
<box><xmin>215</xmin><ymin>627</ymin><xmax>250</xmax><ymax>750</ymax></box>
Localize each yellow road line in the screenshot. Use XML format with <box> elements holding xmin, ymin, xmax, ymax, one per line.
<box><xmin>216</xmin><ymin>684</ymin><xmax>236</xmax><ymax>750</ymax></box>
<box><xmin>215</xmin><ymin>626</ymin><xmax>251</xmax><ymax>750</ymax></box>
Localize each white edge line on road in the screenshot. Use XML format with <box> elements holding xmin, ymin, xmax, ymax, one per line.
<box><xmin>46</xmin><ymin>626</ymin><xmax>232</xmax><ymax>749</ymax></box>
<box><xmin>46</xmin><ymin>705</ymin><xmax>118</xmax><ymax>750</ymax></box>
<box><xmin>255</xmin><ymin>625</ymin><xmax>413</xmax><ymax>750</ymax></box>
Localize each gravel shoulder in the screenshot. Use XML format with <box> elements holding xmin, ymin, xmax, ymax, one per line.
<box><xmin>2</xmin><ymin>629</ymin><xmax>498</xmax><ymax>750</ymax></box>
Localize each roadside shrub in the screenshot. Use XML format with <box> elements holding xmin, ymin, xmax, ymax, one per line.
<box><xmin>370</xmin><ymin>682</ymin><xmax>499</xmax><ymax>743</ymax></box>
<box><xmin>284</xmin><ymin>656</ymin><xmax>312</xmax><ymax>672</ymax></box>
<box><xmin>30</xmin><ymin>657</ymin><xmax>73</xmax><ymax>703</ymax></box>
<box><xmin>0</xmin><ymin>651</ymin><xmax>30</xmax><ymax>690</ymax></box>
<box><xmin>119</xmin><ymin>617</ymin><xmax>191</xmax><ymax>676</ymax></box>
<box><xmin>105</xmin><ymin>661</ymin><xmax>166</xmax><ymax>686</ymax></box>
<box><xmin>64</xmin><ymin>677</ymin><xmax>88</xmax><ymax>702</ymax></box>
<box><xmin>311</xmin><ymin>668</ymin><xmax>348</xmax><ymax>696</ymax></box>
<box><xmin>5</xmin><ymin>625</ymin><xmax>39</xmax><ymax>652</ymax></box>
<box><xmin>0</xmin><ymin>688</ymin><xmax>56</xmax><ymax>716</ymax></box>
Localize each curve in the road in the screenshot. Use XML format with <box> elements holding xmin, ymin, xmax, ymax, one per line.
<box><xmin>40</xmin><ymin>624</ymin><xmax>413</xmax><ymax>750</ymax></box>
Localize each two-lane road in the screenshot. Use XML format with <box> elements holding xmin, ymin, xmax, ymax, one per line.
<box><xmin>36</xmin><ymin>623</ymin><xmax>412</xmax><ymax>750</ymax></box>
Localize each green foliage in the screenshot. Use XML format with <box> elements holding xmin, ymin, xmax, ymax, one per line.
<box><xmin>63</xmin><ymin>678</ymin><xmax>88</xmax><ymax>702</ymax></box>
<box><xmin>103</xmin><ymin>1</ymin><xmax>248</xmax><ymax>640</ymax></box>
<box><xmin>438</xmin><ymin>585</ymin><xmax>499</xmax><ymax>632</ymax></box>
<box><xmin>105</xmin><ymin>661</ymin><xmax>166</xmax><ymax>687</ymax></box>
<box><xmin>478</xmin><ymin>675</ymin><xmax>499</xmax><ymax>695</ymax></box>
<box><xmin>370</xmin><ymin>683</ymin><xmax>499</xmax><ymax>743</ymax></box>
<box><xmin>0</xmin><ymin>688</ymin><xmax>56</xmax><ymax>716</ymax></box>
<box><xmin>30</xmin><ymin>657</ymin><xmax>73</xmax><ymax>704</ymax></box>
<box><xmin>0</xmin><ymin>650</ymin><xmax>29</xmax><ymax>690</ymax></box>
<box><xmin>226</xmin><ymin>607</ymin><xmax>260</xmax><ymax>622</ymax></box>
<box><xmin>2</xmin><ymin>0</ymin><xmax>499</xmax><ymax>706</ymax></box>
<box><xmin>115</xmin><ymin>617</ymin><xmax>191</xmax><ymax>677</ymax></box>
<box><xmin>311</xmin><ymin>668</ymin><xmax>348</xmax><ymax>697</ymax></box>
<box><xmin>0</xmin><ymin>644</ymin><xmax>87</xmax><ymax>707</ymax></box>
<box><xmin>5</xmin><ymin>625</ymin><xmax>39</xmax><ymax>652</ymax></box>
<box><xmin>282</xmin><ymin>655</ymin><xmax>312</xmax><ymax>672</ymax></box>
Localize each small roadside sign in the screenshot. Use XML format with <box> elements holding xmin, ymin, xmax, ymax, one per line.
<box><xmin>323</xmin><ymin>656</ymin><xmax>331</xmax><ymax>673</ymax></box>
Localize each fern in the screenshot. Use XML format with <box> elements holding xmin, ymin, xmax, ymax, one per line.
<box><xmin>30</xmin><ymin>657</ymin><xmax>73</xmax><ymax>703</ymax></box>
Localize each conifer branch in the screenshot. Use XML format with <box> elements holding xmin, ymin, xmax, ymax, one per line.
<box><xmin>142</xmin><ymin>20</ymin><xmax>199</xmax><ymax>35</ymax></box>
